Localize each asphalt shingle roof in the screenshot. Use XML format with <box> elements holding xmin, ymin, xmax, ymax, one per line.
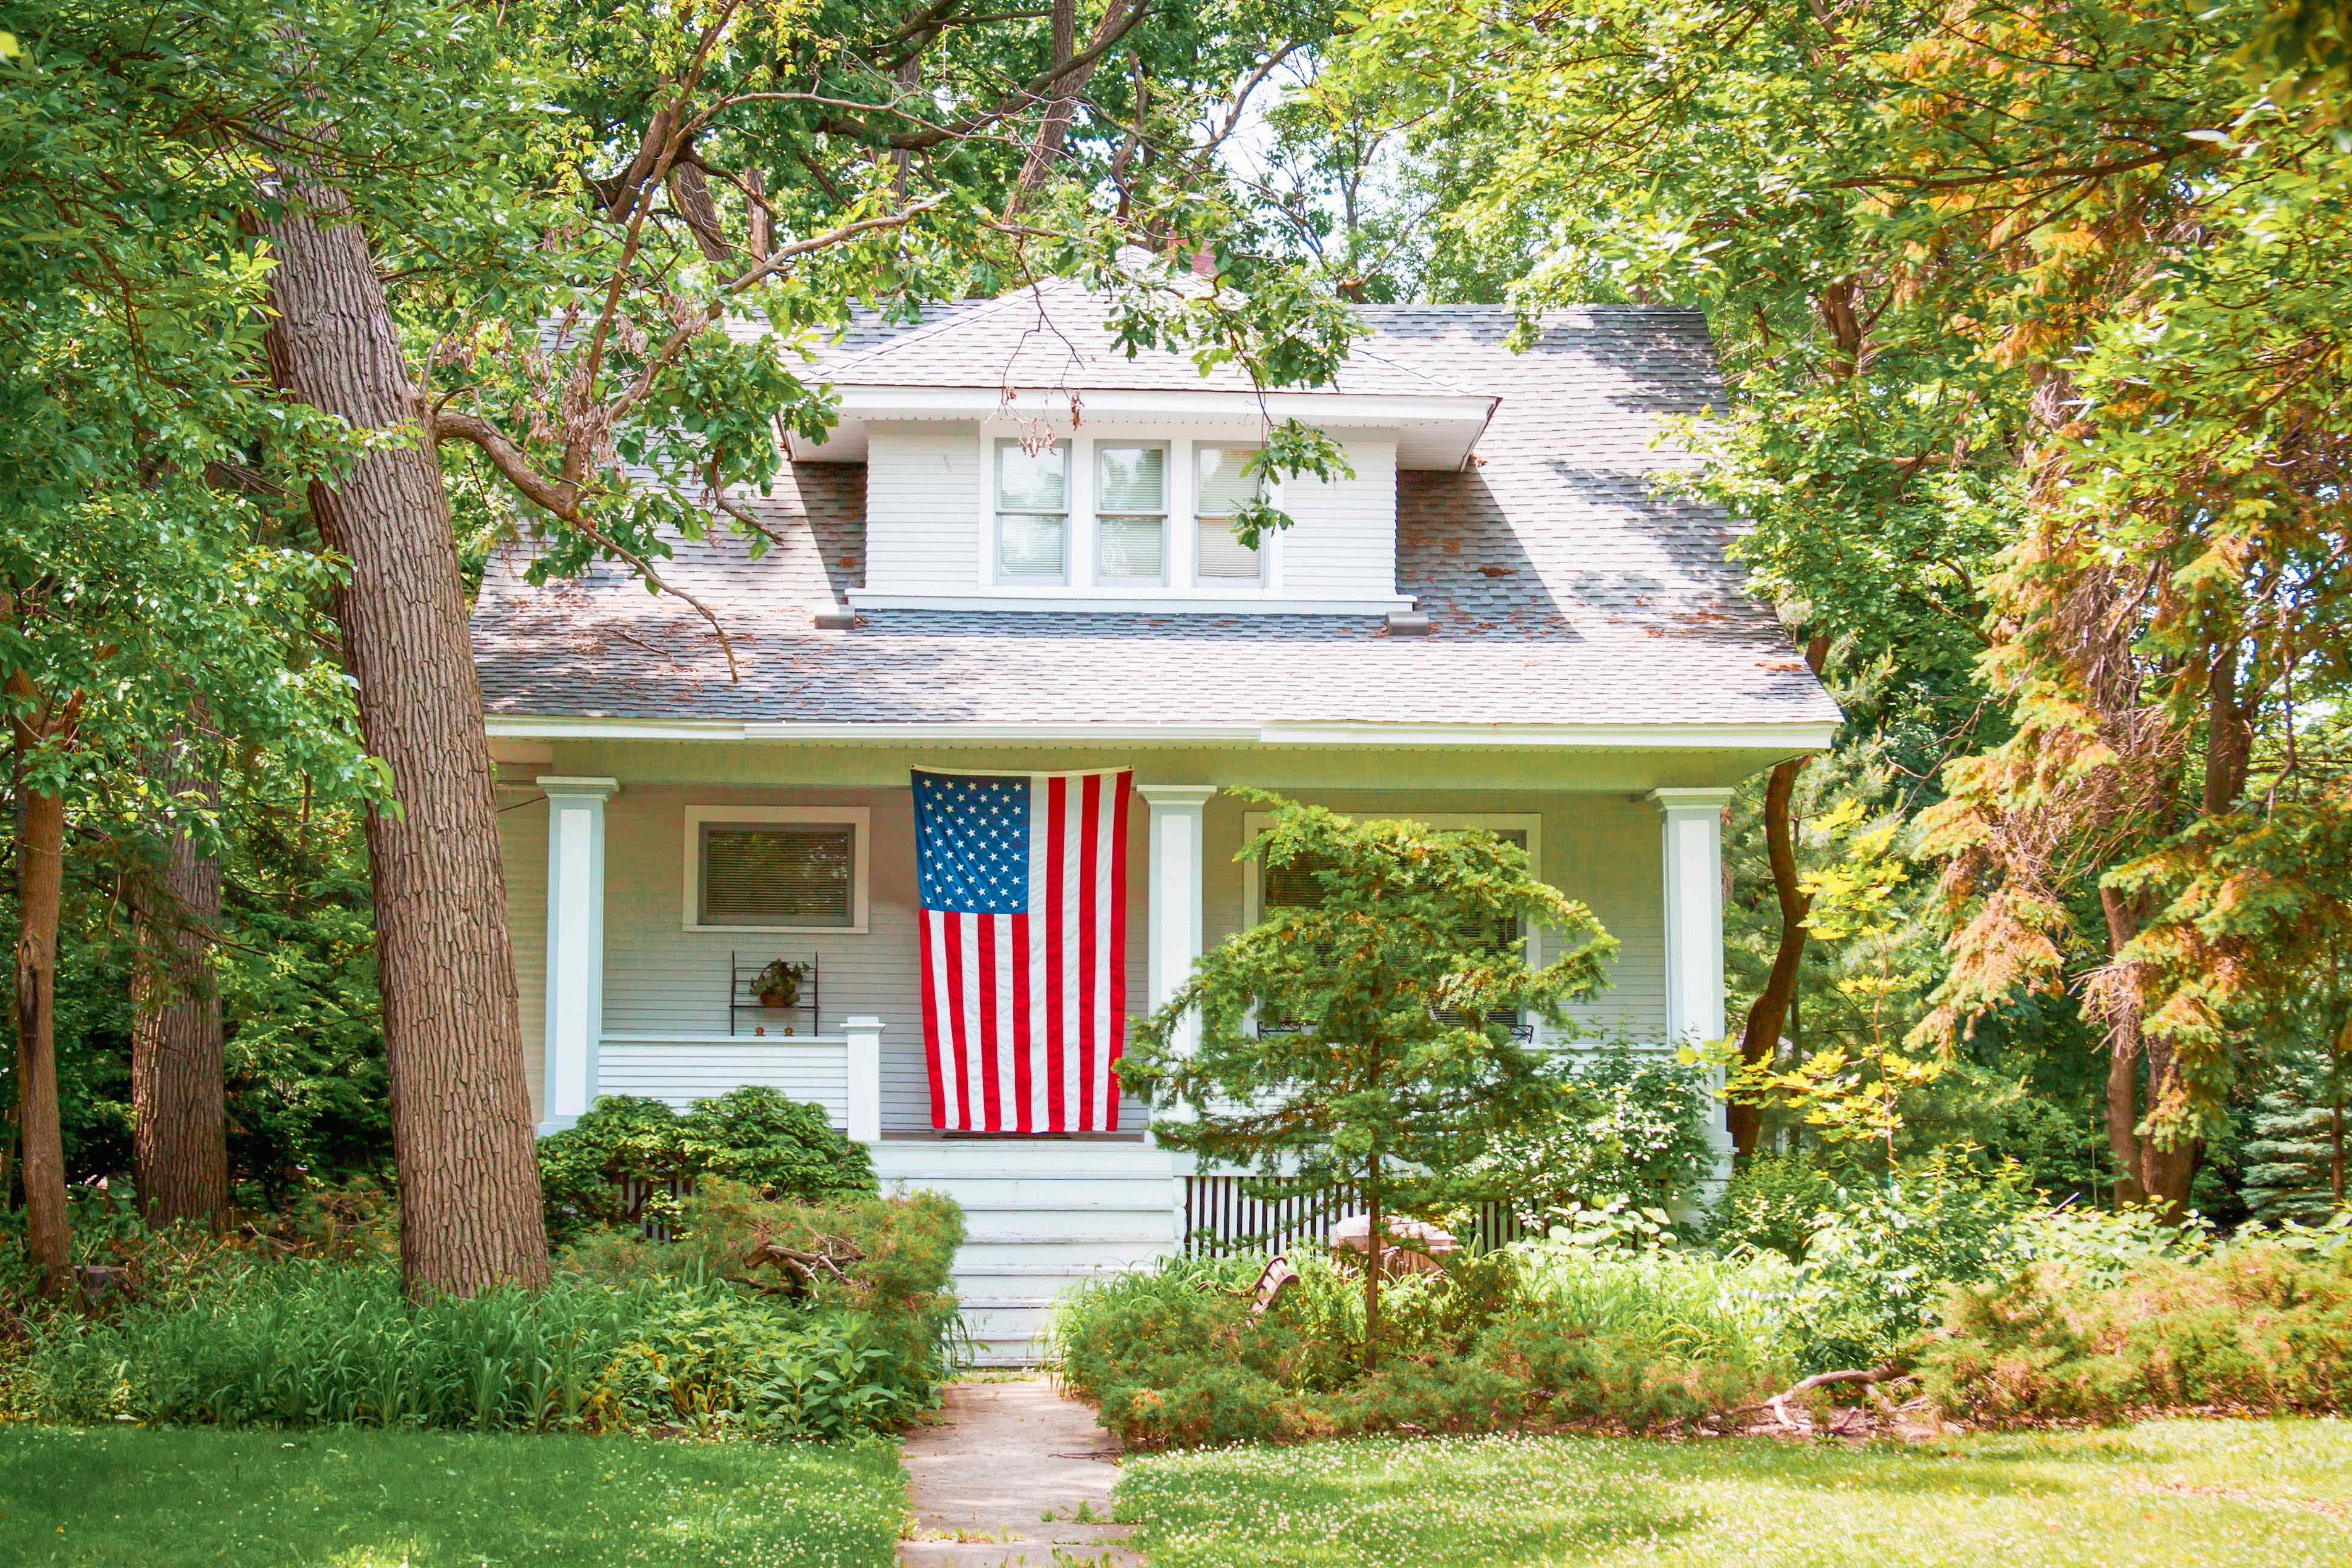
<box><xmin>472</xmin><ymin>299</ymin><xmax>1840</xmax><ymax>731</ymax></box>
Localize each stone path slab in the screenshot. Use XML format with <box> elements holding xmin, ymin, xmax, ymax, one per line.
<box><xmin>898</xmin><ymin>1377</ymin><xmax>1142</xmax><ymax>1567</ymax></box>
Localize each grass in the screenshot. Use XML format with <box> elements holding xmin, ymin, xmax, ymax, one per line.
<box><xmin>1115</xmin><ymin>1417</ymin><xmax>2352</xmax><ymax>1568</ymax></box>
<box><xmin>0</xmin><ymin>1425</ymin><xmax>904</xmax><ymax>1567</ymax></box>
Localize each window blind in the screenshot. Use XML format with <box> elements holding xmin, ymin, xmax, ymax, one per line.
<box><xmin>997</xmin><ymin>440</ymin><xmax>1068</xmax><ymax>580</ymax></box>
<box><xmin>1195</xmin><ymin>445</ymin><xmax>1263</xmax><ymax>583</ymax></box>
<box><xmin>701</xmin><ymin>824</ymin><xmax>855</xmax><ymax>927</ymax></box>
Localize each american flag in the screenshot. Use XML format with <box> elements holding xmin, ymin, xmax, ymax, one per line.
<box><xmin>913</xmin><ymin>768</ymin><xmax>1132</xmax><ymax>1132</ymax></box>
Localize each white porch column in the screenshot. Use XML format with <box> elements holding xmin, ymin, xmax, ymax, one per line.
<box><xmin>842</xmin><ymin>1016</ymin><xmax>884</xmax><ymax>1145</ymax></box>
<box><xmin>538</xmin><ymin>776</ymin><xmax>618</xmax><ymax>1133</ymax></box>
<box><xmin>1651</xmin><ymin>787</ymin><xmax>1736</xmax><ymax>1165</ymax></box>
<box><xmin>1140</xmin><ymin>785</ymin><xmax>1215</xmax><ymax>1072</ymax></box>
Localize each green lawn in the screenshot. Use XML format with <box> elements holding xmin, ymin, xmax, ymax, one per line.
<box><xmin>1116</xmin><ymin>1418</ymin><xmax>2352</xmax><ymax>1568</ymax></box>
<box><xmin>0</xmin><ymin>1426</ymin><xmax>903</xmax><ymax>1567</ymax></box>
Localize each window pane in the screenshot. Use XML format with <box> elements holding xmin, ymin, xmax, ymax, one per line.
<box><xmin>1096</xmin><ymin>444</ymin><xmax>1166</xmax><ymax>514</ymax></box>
<box><xmin>1263</xmin><ymin>848</ymin><xmax>1336</xmax><ymax>910</ymax></box>
<box><xmin>998</xmin><ymin>441</ymin><xmax>1067</xmax><ymax>511</ymax></box>
<box><xmin>1197</xmin><ymin>445</ymin><xmax>1262</xmax><ymax>517</ymax></box>
<box><xmin>1099</xmin><ymin>515</ymin><xmax>1165</xmax><ymax>580</ymax></box>
<box><xmin>702</xmin><ymin>825</ymin><xmax>855</xmax><ymax>926</ymax></box>
<box><xmin>1197</xmin><ymin>517</ymin><xmax>1261</xmax><ymax>581</ymax></box>
<box><xmin>998</xmin><ymin>513</ymin><xmax>1066</xmax><ymax>578</ymax></box>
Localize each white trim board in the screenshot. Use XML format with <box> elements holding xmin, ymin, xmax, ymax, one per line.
<box><xmin>681</xmin><ymin>803</ymin><xmax>872</xmax><ymax>934</ymax></box>
<box><xmin>486</xmin><ymin>716</ymin><xmax>1840</xmax><ymax>751</ymax></box>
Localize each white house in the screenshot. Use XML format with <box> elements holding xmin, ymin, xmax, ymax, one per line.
<box><xmin>470</xmin><ymin>279</ymin><xmax>1840</xmax><ymax>1362</ymax></box>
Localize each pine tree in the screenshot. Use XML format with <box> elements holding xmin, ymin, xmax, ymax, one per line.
<box><xmin>2242</xmin><ymin>1051</ymin><xmax>2347</xmax><ymax>1226</ymax></box>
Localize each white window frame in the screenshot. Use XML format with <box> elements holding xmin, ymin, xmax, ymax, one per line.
<box><xmin>991</xmin><ymin>437</ymin><xmax>1071</xmax><ymax>586</ymax></box>
<box><xmin>967</xmin><ymin>423</ymin><xmax>1300</xmax><ymax>601</ymax></box>
<box><xmin>682</xmin><ymin>805</ymin><xmax>871</xmax><ymax>934</ymax></box>
<box><xmin>1241</xmin><ymin>811</ymin><xmax>1544</xmax><ymax>970</ymax></box>
<box><xmin>1093</xmin><ymin>439</ymin><xmax>1172</xmax><ymax>587</ymax></box>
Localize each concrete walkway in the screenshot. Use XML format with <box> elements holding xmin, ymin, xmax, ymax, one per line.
<box><xmin>898</xmin><ymin>1377</ymin><xmax>1142</xmax><ymax>1567</ymax></box>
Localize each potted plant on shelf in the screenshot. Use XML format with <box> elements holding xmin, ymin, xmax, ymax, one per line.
<box><xmin>753</xmin><ymin>958</ymin><xmax>808</xmax><ymax>1010</ymax></box>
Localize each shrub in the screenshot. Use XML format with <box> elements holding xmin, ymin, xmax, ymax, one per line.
<box><xmin>1919</xmin><ymin>1223</ymin><xmax>2352</xmax><ymax>1424</ymax></box>
<box><xmin>1709</xmin><ymin>1152</ymin><xmax>1843</xmax><ymax>1259</ymax></box>
<box><xmin>0</xmin><ymin>1261</ymin><xmax>930</xmax><ymax>1439</ymax></box>
<box><xmin>537</xmin><ymin>1086</ymin><xmax>874</xmax><ymax>1244</ymax></box>
<box><xmin>560</xmin><ymin>1179</ymin><xmax>965</xmax><ymax>1380</ymax></box>
<box><xmin>1459</xmin><ymin>1044</ymin><xmax>1718</xmax><ymax>1224</ymax></box>
<box><xmin>1050</xmin><ymin>1237</ymin><xmax>1789</xmax><ymax>1448</ymax></box>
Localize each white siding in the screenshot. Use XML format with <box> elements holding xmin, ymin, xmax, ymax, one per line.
<box><xmin>500</xmin><ymin>795</ymin><xmax>549</xmax><ymax>1122</ymax></box>
<box><xmin>599</xmin><ymin>1038</ymin><xmax>849</xmax><ymax>1122</ymax></box>
<box><xmin>863</xmin><ymin>420</ymin><xmax>981</xmax><ymax>590</ymax></box>
<box><xmin>1274</xmin><ymin>438</ymin><xmax>1398</xmax><ymax>597</ymax></box>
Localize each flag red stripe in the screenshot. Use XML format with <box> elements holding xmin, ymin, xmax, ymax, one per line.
<box><xmin>920</xmin><ymin>910</ymin><xmax>946</xmax><ymax>1129</ymax></box>
<box><xmin>1010</xmin><ymin>914</ymin><xmax>1033</xmax><ymax>1135</ymax></box>
<box><xmin>942</xmin><ymin>913</ymin><xmax>971</xmax><ymax>1131</ymax></box>
<box><xmin>1045</xmin><ymin>776</ymin><xmax>1067</xmax><ymax>1131</ymax></box>
<box><xmin>1076</xmin><ymin>773</ymin><xmax>1100</xmax><ymax>1130</ymax></box>
<box><xmin>976</xmin><ymin>915</ymin><xmax>1001</xmax><ymax>1132</ymax></box>
<box><xmin>1105</xmin><ymin>772</ymin><xmax>1131</xmax><ymax>1130</ymax></box>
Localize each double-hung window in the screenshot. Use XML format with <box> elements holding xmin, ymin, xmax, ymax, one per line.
<box><xmin>684</xmin><ymin>806</ymin><xmax>870</xmax><ymax>932</ymax></box>
<box><xmin>1094</xmin><ymin>442</ymin><xmax>1169</xmax><ymax>583</ymax></box>
<box><xmin>1195</xmin><ymin>444</ymin><xmax>1266</xmax><ymax>584</ymax></box>
<box><xmin>995</xmin><ymin>439</ymin><xmax>1068</xmax><ymax>582</ymax></box>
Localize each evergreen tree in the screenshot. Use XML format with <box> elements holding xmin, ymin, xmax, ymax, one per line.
<box><xmin>2243</xmin><ymin>1050</ymin><xmax>2347</xmax><ymax>1226</ymax></box>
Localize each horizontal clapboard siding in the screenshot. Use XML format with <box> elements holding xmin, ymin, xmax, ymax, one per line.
<box><xmin>598</xmin><ymin>1036</ymin><xmax>850</xmax><ymax>1124</ymax></box>
<box><xmin>863</xmin><ymin>421</ymin><xmax>981</xmax><ymax>590</ymax></box>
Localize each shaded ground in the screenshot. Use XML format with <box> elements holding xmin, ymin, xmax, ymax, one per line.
<box><xmin>0</xmin><ymin>1425</ymin><xmax>903</xmax><ymax>1567</ymax></box>
<box><xmin>900</xmin><ymin>1377</ymin><xmax>1138</xmax><ymax>1567</ymax></box>
<box><xmin>1114</xmin><ymin>1417</ymin><xmax>2352</xmax><ymax>1568</ymax></box>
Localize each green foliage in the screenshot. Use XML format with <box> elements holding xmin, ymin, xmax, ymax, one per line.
<box><xmin>1050</xmin><ymin>1240</ymin><xmax>1790</xmax><ymax>1449</ymax></box>
<box><xmin>1458</xmin><ymin>1044</ymin><xmax>1717</xmax><ymax>1224</ymax></box>
<box><xmin>560</xmin><ymin>1179</ymin><xmax>965</xmax><ymax>1389</ymax></box>
<box><xmin>1922</xmin><ymin>1221</ymin><xmax>2352</xmax><ymax>1425</ymax></box>
<box><xmin>535</xmin><ymin>1087</ymin><xmax>874</xmax><ymax>1244</ymax></box>
<box><xmin>0</xmin><ymin>1261</ymin><xmax>920</xmax><ymax>1437</ymax></box>
<box><xmin>0</xmin><ymin>1425</ymin><xmax>907</xmax><ymax>1568</ymax></box>
<box><xmin>1125</xmin><ymin>792</ymin><xmax>1618</xmax><ymax>1352</ymax></box>
<box><xmin>2244</xmin><ymin>1047</ymin><xmax>2350</xmax><ymax>1226</ymax></box>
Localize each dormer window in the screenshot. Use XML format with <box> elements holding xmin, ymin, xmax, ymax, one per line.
<box><xmin>1195</xmin><ymin>445</ymin><xmax>1265</xmax><ymax>583</ymax></box>
<box><xmin>995</xmin><ymin>439</ymin><xmax>1068</xmax><ymax>581</ymax></box>
<box><xmin>1095</xmin><ymin>443</ymin><xmax>1169</xmax><ymax>584</ymax></box>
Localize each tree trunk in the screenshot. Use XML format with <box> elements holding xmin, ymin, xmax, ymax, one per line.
<box><xmin>10</xmin><ymin>716</ymin><xmax>71</xmax><ymax>1295</ymax></box>
<box><xmin>256</xmin><ymin>169</ymin><xmax>549</xmax><ymax>1294</ymax></box>
<box><xmin>2099</xmin><ymin>883</ymin><xmax>2149</xmax><ymax>1209</ymax></box>
<box><xmin>2139</xmin><ymin>1036</ymin><xmax>2200</xmax><ymax>1218</ymax></box>
<box><xmin>1011</xmin><ymin>0</ymin><xmax>1136</xmax><ymax>203</ymax></box>
<box><xmin>130</xmin><ymin>751</ymin><xmax>229</xmax><ymax>1232</ymax></box>
<box><xmin>1730</xmin><ymin>635</ymin><xmax>1828</xmax><ymax>1156</ymax></box>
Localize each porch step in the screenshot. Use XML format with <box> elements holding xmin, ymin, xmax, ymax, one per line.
<box><xmin>872</xmin><ymin>1142</ymin><xmax>1180</xmax><ymax>1365</ymax></box>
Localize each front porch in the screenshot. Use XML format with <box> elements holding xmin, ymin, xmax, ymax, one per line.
<box><xmin>491</xmin><ymin>733</ymin><xmax>1760</xmax><ymax>1362</ymax></box>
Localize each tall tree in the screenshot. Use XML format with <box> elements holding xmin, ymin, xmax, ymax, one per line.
<box><xmin>129</xmin><ymin>740</ymin><xmax>229</xmax><ymax>1231</ymax></box>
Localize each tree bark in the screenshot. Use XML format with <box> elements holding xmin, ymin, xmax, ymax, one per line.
<box><xmin>129</xmin><ymin>748</ymin><xmax>229</xmax><ymax>1232</ymax></box>
<box><xmin>2201</xmin><ymin>655</ymin><xmax>2252</xmax><ymax>819</ymax></box>
<box><xmin>9</xmin><ymin>707</ymin><xmax>71</xmax><ymax>1295</ymax></box>
<box><xmin>1010</xmin><ymin>0</ymin><xmax>1137</xmax><ymax>204</ymax></box>
<box><xmin>256</xmin><ymin>169</ymin><xmax>549</xmax><ymax>1294</ymax></box>
<box><xmin>1361</xmin><ymin>1156</ymin><xmax>1382</xmax><ymax>1373</ymax></box>
<box><xmin>2098</xmin><ymin>883</ymin><xmax>2149</xmax><ymax>1209</ymax></box>
<box><xmin>1730</xmin><ymin>634</ymin><xmax>1829</xmax><ymax>1156</ymax></box>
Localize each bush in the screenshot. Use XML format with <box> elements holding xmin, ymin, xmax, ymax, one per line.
<box><xmin>1458</xmin><ymin>1045</ymin><xmax>1717</xmax><ymax>1224</ymax></box>
<box><xmin>0</xmin><ymin>1262</ymin><xmax>929</xmax><ymax>1439</ymax></box>
<box><xmin>560</xmin><ymin>1178</ymin><xmax>965</xmax><ymax>1382</ymax></box>
<box><xmin>1050</xmin><ymin>1234</ymin><xmax>1791</xmax><ymax>1449</ymax></box>
<box><xmin>537</xmin><ymin>1086</ymin><xmax>874</xmax><ymax>1244</ymax></box>
<box><xmin>1710</xmin><ymin>1152</ymin><xmax>1843</xmax><ymax>1260</ymax></box>
<box><xmin>1919</xmin><ymin>1222</ymin><xmax>2352</xmax><ymax>1424</ymax></box>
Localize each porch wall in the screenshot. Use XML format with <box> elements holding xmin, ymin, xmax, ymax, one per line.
<box><xmin>502</xmin><ymin>773</ymin><xmax>1671</xmax><ymax>1132</ymax></box>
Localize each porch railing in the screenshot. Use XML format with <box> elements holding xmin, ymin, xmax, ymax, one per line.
<box><xmin>1181</xmin><ymin>1174</ymin><xmax>1528</xmax><ymax>1258</ymax></box>
<box><xmin>594</xmin><ymin>1016</ymin><xmax>883</xmax><ymax>1143</ymax></box>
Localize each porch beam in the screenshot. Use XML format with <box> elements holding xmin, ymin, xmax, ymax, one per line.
<box><xmin>538</xmin><ymin>775</ymin><xmax>618</xmax><ymax>1133</ymax></box>
<box><xmin>1651</xmin><ymin>786</ymin><xmax>1736</xmax><ymax>1164</ymax></box>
